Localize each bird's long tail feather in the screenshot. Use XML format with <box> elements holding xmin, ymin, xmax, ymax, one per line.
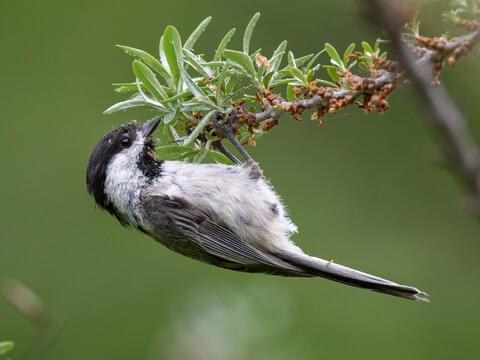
<box><xmin>276</xmin><ymin>251</ymin><xmax>429</xmax><ymax>301</ymax></box>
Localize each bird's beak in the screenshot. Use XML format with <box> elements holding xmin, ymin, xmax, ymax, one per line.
<box><xmin>142</xmin><ymin>116</ymin><xmax>161</xmax><ymax>137</ymax></box>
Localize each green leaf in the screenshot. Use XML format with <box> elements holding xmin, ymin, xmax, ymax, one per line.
<box><xmin>295</xmin><ymin>54</ymin><xmax>314</xmax><ymax>67</ymax></box>
<box><xmin>243</xmin><ymin>12</ymin><xmax>260</xmax><ymax>54</ymax></box>
<box><xmin>183</xmin><ymin>49</ymin><xmax>213</xmax><ymax>77</ymax></box>
<box><xmin>325</xmin><ymin>43</ymin><xmax>344</xmax><ymax>69</ymax></box>
<box><xmin>184</xmin><ymin>110</ymin><xmax>216</xmax><ymax>145</ymax></box>
<box><xmin>287</xmin><ymin>51</ymin><xmax>296</xmax><ymax>67</ymax></box>
<box><xmin>287</xmin><ymin>66</ymin><xmax>307</xmax><ymax>84</ymax></box>
<box><xmin>162</xmin><ymin>90</ymin><xmax>191</xmax><ymax>104</ymax></box>
<box><xmin>162</xmin><ymin>109</ymin><xmax>177</xmax><ymax>124</ymax></box>
<box><xmin>204</xmin><ymin>149</ymin><xmax>233</xmax><ymax>164</ymax></box>
<box><xmin>160</xmin><ymin>26</ymin><xmax>183</xmax><ymax>88</ymax></box>
<box><xmin>182</xmin><ymin>72</ymin><xmax>208</xmax><ymax>99</ymax></box>
<box><xmin>269</xmin><ymin>77</ymin><xmax>298</xmax><ymax>87</ymax></box>
<box><xmin>0</xmin><ymin>341</ymin><xmax>15</xmax><ymax>355</ymax></box>
<box><xmin>305</xmin><ymin>49</ymin><xmax>326</xmax><ymax>70</ymax></box>
<box><xmin>193</xmin><ymin>148</ymin><xmax>208</xmax><ymax>163</ymax></box>
<box><xmin>269</xmin><ymin>40</ymin><xmax>288</xmax><ymax>73</ymax></box>
<box><xmin>343</xmin><ymin>43</ymin><xmax>356</xmax><ymax>64</ymax></box>
<box><xmin>324</xmin><ymin>65</ymin><xmax>340</xmax><ymax>82</ymax></box>
<box><xmin>214</xmin><ymin>28</ymin><xmax>236</xmax><ymax>61</ymax></box>
<box><xmin>262</xmin><ymin>72</ymin><xmax>274</xmax><ymax>88</ymax></box>
<box><xmin>223</xmin><ymin>49</ymin><xmax>256</xmax><ymax>77</ymax></box>
<box><xmin>180</xmin><ymin>101</ymin><xmax>214</xmax><ymax>112</ymax></box>
<box><xmin>318</xmin><ymin>79</ymin><xmax>337</xmax><ymax>87</ymax></box>
<box><xmin>132</xmin><ymin>60</ymin><xmax>169</xmax><ymax>100</ymax></box>
<box><xmin>112</xmin><ymin>82</ymin><xmax>138</xmax><ymax>93</ymax></box>
<box><xmin>156</xmin><ymin>144</ymin><xmax>197</xmax><ymax>160</ymax></box>
<box><xmin>361</xmin><ymin>41</ymin><xmax>374</xmax><ymax>55</ymax></box>
<box><xmin>306</xmin><ymin>68</ymin><xmax>314</xmax><ymax>82</ymax></box>
<box><xmin>104</xmin><ymin>95</ymin><xmax>149</xmax><ymax>114</ymax></box>
<box><xmin>116</xmin><ymin>45</ymin><xmax>172</xmax><ymax>86</ymax></box>
<box><xmin>286</xmin><ymin>83</ymin><xmax>296</xmax><ymax>101</ymax></box>
<box><xmin>184</xmin><ymin>16</ymin><xmax>212</xmax><ymax>50</ymax></box>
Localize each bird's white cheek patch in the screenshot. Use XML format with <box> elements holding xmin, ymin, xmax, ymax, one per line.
<box><xmin>104</xmin><ymin>148</ymin><xmax>147</xmax><ymax>225</ymax></box>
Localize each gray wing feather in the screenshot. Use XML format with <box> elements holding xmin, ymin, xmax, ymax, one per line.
<box><xmin>140</xmin><ymin>194</ymin><xmax>309</xmax><ymax>276</ymax></box>
<box><xmin>141</xmin><ymin>194</ymin><xmax>428</xmax><ymax>301</ymax></box>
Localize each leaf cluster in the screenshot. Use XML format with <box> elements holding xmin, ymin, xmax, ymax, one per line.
<box><xmin>107</xmin><ymin>14</ymin><xmax>385</xmax><ymax>163</ymax></box>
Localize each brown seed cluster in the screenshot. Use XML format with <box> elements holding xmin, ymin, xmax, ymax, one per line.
<box><xmin>447</xmin><ymin>42</ymin><xmax>475</xmax><ymax>65</ymax></box>
<box><xmin>415</xmin><ymin>35</ymin><xmax>450</xmax><ymax>51</ymax></box>
<box><xmin>255</xmin><ymin>53</ymin><xmax>270</xmax><ymax>68</ymax></box>
<box><xmin>412</xmin><ymin>31</ymin><xmax>479</xmax><ymax>84</ymax></box>
<box><xmin>455</xmin><ymin>18</ymin><xmax>480</xmax><ymax>31</ymax></box>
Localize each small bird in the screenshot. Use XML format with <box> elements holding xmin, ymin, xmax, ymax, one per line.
<box><xmin>86</xmin><ymin>117</ymin><xmax>428</xmax><ymax>301</ymax></box>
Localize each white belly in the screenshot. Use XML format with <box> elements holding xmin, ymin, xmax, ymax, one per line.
<box><xmin>149</xmin><ymin>161</ymin><xmax>300</xmax><ymax>252</ymax></box>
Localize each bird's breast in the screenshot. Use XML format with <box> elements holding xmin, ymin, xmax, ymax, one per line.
<box><xmin>149</xmin><ymin>161</ymin><xmax>299</xmax><ymax>252</ymax></box>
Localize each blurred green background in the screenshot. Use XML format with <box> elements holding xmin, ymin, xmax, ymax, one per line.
<box><xmin>1</xmin><ymin>0</ymin><xmax>480</xmax><ymax>359</ymax></box>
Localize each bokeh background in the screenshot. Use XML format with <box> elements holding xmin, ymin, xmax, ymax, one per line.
<box><xmin>1</xmin><ymin>0</ymin><xmax>480</xmax><ymax>359</ymax></box>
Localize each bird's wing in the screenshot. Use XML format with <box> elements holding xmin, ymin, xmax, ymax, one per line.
<box><xmin>140</xmin><ymin>194</ymin><xmax>309</xmax><ymax>276</ymax></box>
<box><xmin>141</xmin><ymin>194</ymin><xmax>428</xmax><ymax>301</ymax></box>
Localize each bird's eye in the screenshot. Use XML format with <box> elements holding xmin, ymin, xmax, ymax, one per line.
<box><xmin>120</xmin><ymin>136</ymin><xmax>132</xmax><ymax>147</ymax></box>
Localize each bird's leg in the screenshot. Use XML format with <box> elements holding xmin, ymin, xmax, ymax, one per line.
<box><xmin>213</xmin><ymin>111</ymin><xmax>263</xmax><ymax>179</ymax></box>
<box><xmin>212</xmin><ymin>140</ymin><xmax>241</xmax><ymax>164</ymax></box>
<box><xmin>213</xmin><ymin>111</ymin><xmax>254</xmax><ymax>163</ymax></box>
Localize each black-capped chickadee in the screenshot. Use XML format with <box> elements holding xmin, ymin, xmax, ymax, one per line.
<box><xmin>86</xmin><ymin>116</ymin><xmax>428</xmax><ymax>301</ymax></box>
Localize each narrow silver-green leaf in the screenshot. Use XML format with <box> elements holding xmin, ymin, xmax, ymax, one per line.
<box><xmin>305</xmin><ymin>49</ymin><xmax>326</xmax><ymax>70</ymax></box>
<box><xmin>180</xmin><ymin>101</ymin><xmax>214</xmax><ymax>112</ymax></box>
<box><xmin>324</xmin><ymin>65</ymin><xmax>340</xmax><ymax>82</ymax></box>
<box><xmin>184</xmin><ymin>110</ymin><xmax>216</xmax><ymax>145</ymax></box>
<box><xmin>287</xmin><ymin>66</ymin><xmax>307</xmax><ymax>84</ymax></box>
<box><xmin>112</xmin><ymin>82</ymin><xmax>138</xmax><ymax>93</ymax></box>
<box><xmin>132</xmin><ymin>60</ymin><xmax>169</xmax><ymax>100</ymax></box>
<box><xmin>295</xmin><ymin>54</ymin><xmax>314</xmax><ymax>67</ymax></box>
<box><xmin>325</xmin><ymin>43</ymin><xmax>344</xmax><ymax>69</ymax></box>
<box><xmin>243</xmin><ymin>12</ymin><xmax>260</xmax><ymax>54</ymax></box>
<box><xmin>183</xmin><ymin>72</ymin><xmax>209</xmax><ymax>100</ymax></box>
<box><xmin>223</xmin><ymin>49</ymin><xmax>256</xmax><ymax>77</ymax></box>
<box><xmin>116</xmin><ymin>45</ymin><xmax>172</xmax><ymax>85</ymax></box>
<box><xmin>361</xmin><ymin>41</ymin><xmax>374</xmax><ymax>55</ymax></box>
<box><xmin>162</xmin><ymin>109</ymin><xmax>177</xmax><ymax>124</ymax></box>
<box><xmin>286</xmin><ymin>83</ymin><xmax>296</xmax><ymax>101</ymax></box>
<box><xmin>183</xmin><ymin>49</ymin><xmax>213</xmax><ymax>77</ymax></box>
<box><xmin>156</xmin><ymin>144</ymin><xmax>197</xmax><ymax>160</ymax></box>
<box><xmin>160</xmin><ymin>26</ymin><xmax>183</xmax><ymax>87</ymax></box>
<box><xmin>104</xmin><ymin>95</ymin><xmax>149</xmax><ymax>114</ymax></box>
<box><xmin>269</xmin><ymin>77</ymin><xmax>298</xmax><ymax>87</ymax></box>
<box><xmin>184</xmin><ymin>16</ymin><xmax>212</xmax><ymax>50</ymax></box>
<box><xmin>269</xmin><ymin>40</ymin><xmax>288</xmax><ymax>73</ymax></box>
<box><xmin>343</xmin><ymin>43</ymin><xmax>356</xmax><ymax>64</ymax></box>
<box><xmin>204</xmin><ymin>149</ymin><xmax>233</xmax><ymax>164</ymax></box>
<box><xmin>318</xmin><ymin>79</ymin><xmax>337</xmax><ymax>87</ymax></box>
<box><xmin>287</xmin><ymin>51</ymin><xmax>296</xmax><ymax>68</ymax></box>
<box><xmin>162</xmin><ymin>90</ymin><xmax>191</xmax><ymax>104</ymax></box>
<box><xmin>134</xmin><ymin>78</ymin><xmax>168</xmax><ymax>111</ymax></box>
<box><xmin>214</xmin><ymin>28</ymin><xmax>236</xmax><ymax>61</ymax></box>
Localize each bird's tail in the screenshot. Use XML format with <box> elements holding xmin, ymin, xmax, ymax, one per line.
<box><xmin>275</xmin><ymin>250</ymin><xmax>429</xmax><ymax>301</ymax></box>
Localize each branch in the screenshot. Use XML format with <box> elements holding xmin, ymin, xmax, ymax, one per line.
<box><xmin>108</xmin><ymin>4</ymin><xmax>480</xmax><ymax>168</ymax></box>
<box><xmin>245</xmin><ymin>28</ymin><xmax>480</xmax><ymax>126</ymax></box>
<box><xmin>253</xmin><ymin>71</ymin><xmax>397</xmax><ymax>123</ymax></box>
<box><xmin>365</xmin><ymin>0</ymin><xmax>480</xmax><ymax>214</ymax></box>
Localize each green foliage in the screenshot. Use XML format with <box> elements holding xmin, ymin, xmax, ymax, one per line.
<box><xmin>107</xmin><ymin>13</ymin><xmax>392</xmax><ymax>163</ymax></box>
